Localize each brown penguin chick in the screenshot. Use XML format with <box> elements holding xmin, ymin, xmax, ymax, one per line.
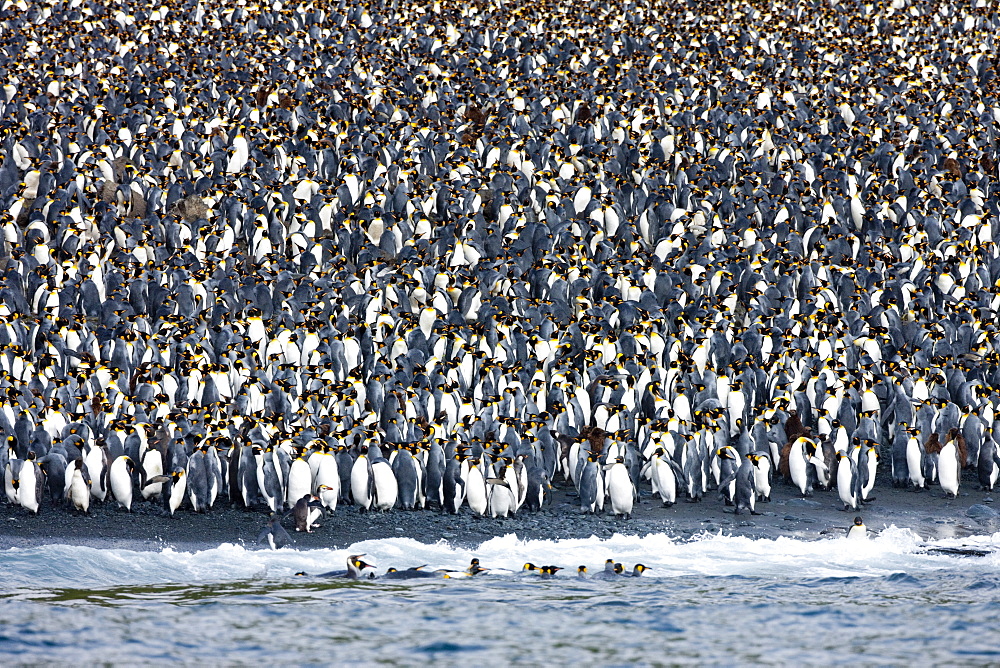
<box><xmin>784</xmin><ymin>410</ymin><xmax>809</xmax><ymax>443</ymax></box>
<box><xmin>946</xmin><ymin>428</ymin><xmax>968</xmax><ymax>468</ymax></box>
<box><xmin>779</xmin><ymin>440</ymin><xmax>793</xmax><ymax>481</ymax></box>
<box><xmin>585</xmin><ymin>426</ymin><xmax>608</xmax><ymax>456</ymax></box>
<box><xmin>924</xmin><ymin>432</ymin><xmax>942</xmax><ymax>455</ymax></box>
<box><xmin>943</xmin><ymin>156</ymin><xmax>962</xmax><ymax>179</ymax></box>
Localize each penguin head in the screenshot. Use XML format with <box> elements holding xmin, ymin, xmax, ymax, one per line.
<box><xmin>613</xmin><ymin>563</ymin><xmax>625</xmax><ymax>575</ymax></box>
<box><xmin>853</xmin><ymin>516</ymin><xmax>864</xmax><ymax>527</ymax></box>
<box><xmin>578</xmin><ymin>566</ymin><xmax>588</xmax><ymax>575</ymax></box>
<box><xmin>522</xmin><ymin>563</ymin><xmax>537</xmax><ymax>572</ymax></box>
<box><xmin>633</xmin><ymin>564</ymin><xmax>650</xmax><ymax>575</ymax></box>
<box><xmin>541</xmin><ymin>566</ymin><xmax>562</xmax><ymax>575</ymax></box>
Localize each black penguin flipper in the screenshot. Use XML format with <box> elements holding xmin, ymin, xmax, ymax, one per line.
<box><xmin>257</xmin><ymin>525</ymin><xmax>273</xmax><ymax>544</ymax></box>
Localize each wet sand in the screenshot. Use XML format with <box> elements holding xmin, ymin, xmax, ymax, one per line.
<box><xmin>1</xmin><ymin>472</ymin><xmax>996</xmax><ymax>552</ymax></box>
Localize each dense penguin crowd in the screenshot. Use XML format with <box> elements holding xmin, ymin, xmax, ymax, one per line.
<box><xmin>2</xmin><ymin>0</ymin><xmax>1000</xmax><ymax>528</ymax></box>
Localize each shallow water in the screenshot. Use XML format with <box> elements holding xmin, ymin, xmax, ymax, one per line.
<box><xmin>2</xmin><ymin>529</ymin><xmax>998</xmax><ymax>664</ymax></box>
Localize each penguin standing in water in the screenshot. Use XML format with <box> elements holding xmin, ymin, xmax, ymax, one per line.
<box><xmin>836</xmin><ymin>452</ymin><xmax>861</xmax><ymax>511</ymax></box>
<box><xmin>292</xmin><ymin>493</ymin><xmax>323</xmax><ymax>532</ymax></box>
<box><xmin>847</xmin><ymin>516</ymin><xmax>867</xmax><ymax>539</ymax></box>
<box><xmin>109</xmin><ymin>455</ymin><xmax>137</xmax><ymax>511</ymax></box>
<box><xmin>604</xmin><ymin>456</ymin><xmax>634</xmax><ymax>519</ymax></box>
<box><xmin>257</xmin><ymin>514</ymin><xmax>292</xmax><ymax>549</ymax></box>
<box><xmin>64</xmin><ymin>458</ymin><xmax>92</xmax><ymax>513</ymax></box>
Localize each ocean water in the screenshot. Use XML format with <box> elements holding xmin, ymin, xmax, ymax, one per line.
<box><xmin>1</xmin><ymin>529</ymin><xmax>998</xmax><ymax>665</ymax></box>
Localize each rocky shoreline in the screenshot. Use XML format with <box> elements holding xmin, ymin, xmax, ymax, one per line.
<box><xmin>2</xmin><ymin>474</ymin><xmax>996</xmax><ymax>553</ymax></box>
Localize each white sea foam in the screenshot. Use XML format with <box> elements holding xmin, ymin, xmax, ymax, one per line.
<box><xmin>2</xmin><ymin>528</ymin><xmax>998</xmax><ymax>589</ymax></box>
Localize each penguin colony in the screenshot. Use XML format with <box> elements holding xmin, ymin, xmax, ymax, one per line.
<box><xmin>2</xmin><ymin>0</ymin><xmax>1000</xmax><ymax>532</ymax></box>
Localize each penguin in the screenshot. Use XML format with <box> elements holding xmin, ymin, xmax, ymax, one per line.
<box><xmin>382</xmin><ymin>566</ymin><xmax>438</xmax><ymax>580</ymax></box>
<box><xmin>320</xmin><ymin>555</ymin><xmax>376</xmax><ymax>579</ymax></box>
<box><xmin>847</xmin><ymin>516</ymin><xmax>867</xmax><ymax>539</ymax></box>
<box><xmin>16</xmin><ymin>454</ymin><xmax>42</xmax><ymax>514</ymax></box>
<box><xmin>312</xmin><ymin>448</ymin><xmax>340</xmax><ymax>512</ymax></box>
<box><xmin>292</xmin><ymin>493</ymin><xmax>323</xmax><ymax>533</ymax></box>
<box><xmin>255</xmin><ymin>447</ymin><xmax>284</xmax><ymax>513</ymax></box>
<box><xmin>84</xmin><ymin>443</ymin><xmax>109</xmax><ymax>502</ymax></box>
<box><xmin>523</xmin><ymin>460</ymin><xmax>549</xmax><ymax>512</ymax></box>
<box><xmin>441</xmin><ymin>455</ymin><xmax>465</xmax><ymax>514</ymax></box>
<box><xmin>715</xmin><ymin>446</ymin><xmax>741</xmax><ymax>505</ymax></box>
<box><xmin>592</xmin><ymin>560</ymin><xmax>625</xmax><ymax>579</ymax></box>
<box><xmin>938</xmin><ymin>438</ymin><xmax>961</xmax><ymax>498</ymax></box>
<box><xmin>643</xmin><ymin>447</ymin><xmax>683</xmax><ymax>506</ymax></box>
<box><xmin>109</xmin><ymin>455</ymin><xmax>136</xmax><ymax>511</ymax></box>
<box><xmin>486</xmin><ymin>477</ymin><xmax>515</xmax><ymax>518</ymax></box>
<box><xmin>629</xmin><ymin>564</ymin><xmax>650</xmax><ymax>577</ymax></box>
<box><xmin>186</xmin><ymin>447</ymin><xmax>210</xmax><ymax>512</ymax></box>
<box><xmin>350</xmin><ymin>451</ymin><xmax>375</xmax><ymax>512</ymax></box>
<box><xmin>392</xmin><ymin>446</ymin><xmax>422</xmax><ymax>510</ymax></box>
<box><xmin>4</xmin><ymin>457</ymin><xmax>20</xmax><ymax>505</ymax></box>
<box><xmin>747</xmin><ymin>453</ymin><xmax>772</xmax><ymax>502</ymax></box>
<box><xmin>465</xmin><ymin>458</ymin><xmax>489</xmax><ymax>516</ymax></box>
<box><xmin>286</xmin><ymin>454</ymin><xmax>313</xmax><ymax>510</ymax></box>
<box><xmin>861</xmin><ymin>443</ymin><xmax>878</xmax><ymax>502</ymax></box>
<box><xmin>164</xmin><ymin>468</ymin><xmax>187</xmax><ymax>516</ymax></box>
<box><xmin>578</xmin><ymin>453</ymin><xmax>604</xmax><ymax>514</ymax></box>
<box><xmin>604</xmin><ymin>455</ymin><xmax>634</xmax><ymax>519</ymax></box>
<box><xmin>140</xmin><ymin>445</ymin><xmax>165</xmax><ymax>500</ymax></box>
<box><xmin>787</xmin><ymin>437</ymin><xmax>818</xmax><ymax>497</ymax></box>
<box><xmin>720</xmin><ymin>457</ymin><xmax>758</xmax><ymax>516</ymax></box>
<box><xmin>906</xmin><ymin>430</ymin><xmax>926</xmax><ymax>489</ymax></box>
<box><xmin>577</xmin><ymin>565</ymin><xmax>589</xmax><ymax>578</ymax></box>
<box><xmin>62</xmin><ymin>457</ymin><xmax>92</xmax><ymax>513</ymax></box>
<box><xmin>835</xmin><ymin>451</ymin><xmax>861</xmax><ymax>511</ymax></box>
<box><xmin>257</xmin><ymin>514</ymin><xmax>293</xmax><ymax>550</ymax></box>
<box><xmin>977</xmin><ymin>437</ymin><xmax>1000</xmax><ymax>491</ymax></box>
<box><xmin>370</xmin><ymin>455</ymin><xmax>399</xmax><ymax>511</ymax></box>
